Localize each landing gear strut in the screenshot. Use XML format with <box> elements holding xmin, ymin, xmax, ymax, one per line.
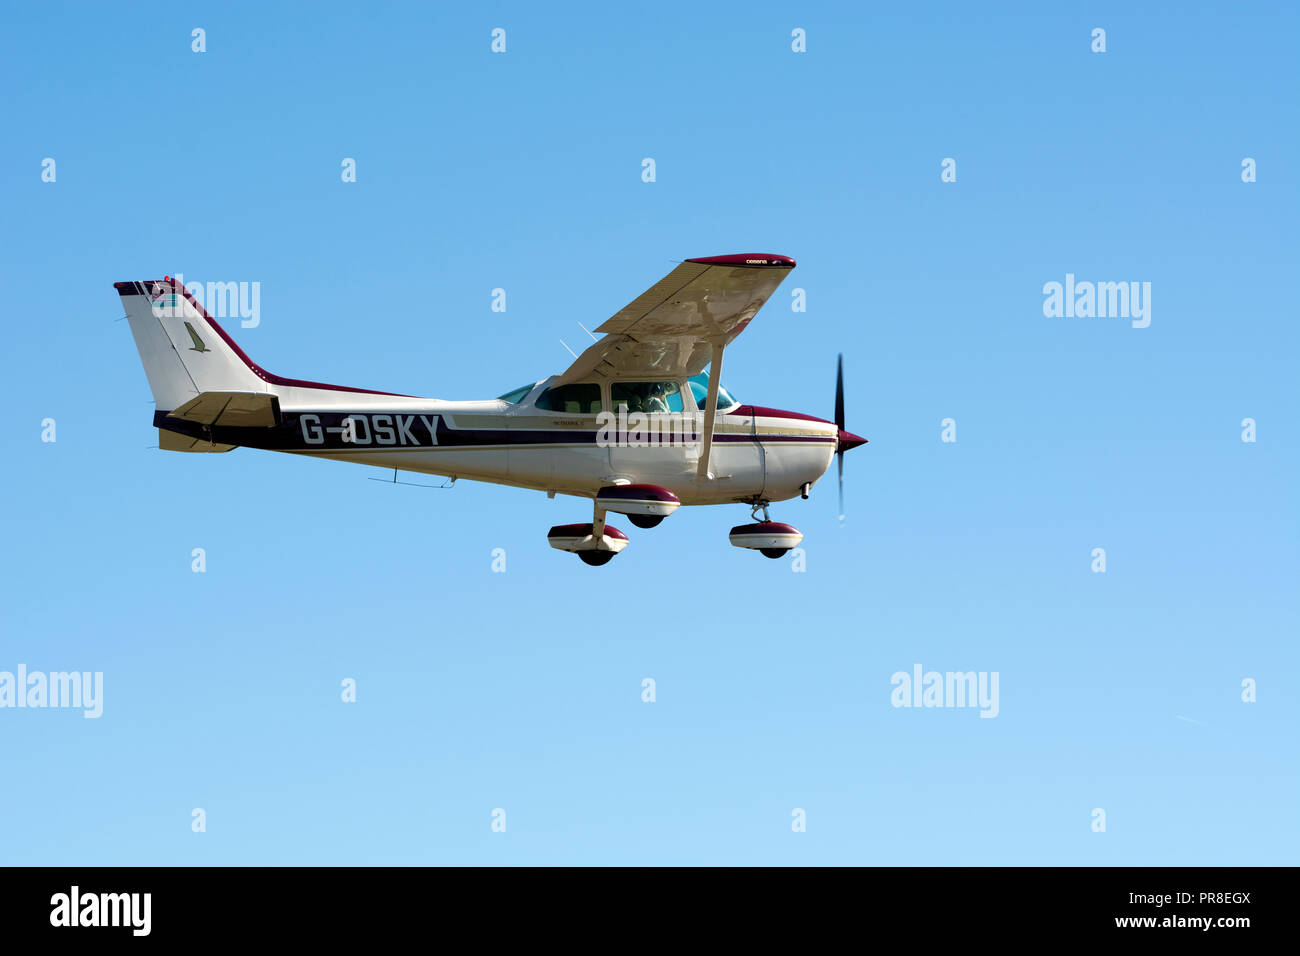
<box><xmin>751</xmin><ymin>502</ymin><xmax>784</xmax><ymax>558</ymax></box>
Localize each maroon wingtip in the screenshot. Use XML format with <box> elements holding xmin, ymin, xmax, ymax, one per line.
<box><xmin>685</xmin><ymin>253</ymin><xmax>796</xmax><ymax>268</ymax></box>
<box><xmin>837</xmin><ymin>429</ymin><xmax>868</xmax><ymax>452</ymax></box>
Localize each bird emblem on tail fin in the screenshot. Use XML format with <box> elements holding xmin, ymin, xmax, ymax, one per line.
<box><xmin>184</xmin><ymin>321</ymin><xmax>210</xmax><ymax>353</ymax></box>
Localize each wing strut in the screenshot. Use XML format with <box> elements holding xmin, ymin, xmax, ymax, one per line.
<box><xmin>695</xmin><ymin>341</ymin><xmax>725</xmax><ymax>479</ymax></box>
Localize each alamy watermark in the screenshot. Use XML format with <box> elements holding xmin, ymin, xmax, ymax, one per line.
<box><xmin>151</xmin><ymin>272</ymin><xmax>261</xmax><ymax>328</ymax></box>
<box><xmin>890</xmin><ymin>664</ymin><xmax>999</xmax><ymax>718</ymax></box>
<box><xmin>596</xmin><ymin>409</ymin><xmax>703</xmax><ymax>451</ymax></box>
<box><xmin>1042</xmin><ymin>273</ymin><xmax>1150</xmax><ymax>328</ymax></box>
<box><xmin>0</xmin><ymin>665</ymin><xmax>103</xmax><ymax>718</ymax></box>
<box><xmin>50</xmin><ymin>886</ymin><xmax>150</xmax><ymax>936</ymax></box>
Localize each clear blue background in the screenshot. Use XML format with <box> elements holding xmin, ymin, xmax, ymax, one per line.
<box><xmin>1</xmin><ymin>1</ymin><xmax>1295</xmax><ymax>865</ymax></box>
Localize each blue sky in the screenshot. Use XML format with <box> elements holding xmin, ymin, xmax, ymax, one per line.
<box><xmin>1</xmin><ymin>1</ymin><xmax>1296</xmax><ymax>865</ymax></box>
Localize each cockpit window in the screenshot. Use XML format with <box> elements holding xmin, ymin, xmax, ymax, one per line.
<box><xmin>535</xmin><ymin>383</ymin><xmax>603</xmax><ymax>414</ymax></box>
<box><xmin>498</xmin><ymin>383</ymin><xmax>536</xmax><ymax>404</ymax></box>
<box><xmin>611</xmin><ymin>381</ymin><xmax>684</xmax><ymax>414</ymax></box>
<box><xmin>688</xmin><ymin>373</ymin><xmax>738</xmax><ymax>411</ymax></box>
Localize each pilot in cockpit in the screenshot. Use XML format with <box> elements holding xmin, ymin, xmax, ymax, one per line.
<box><xmin>643</xmin><ymin>382</ymin><xmax>670</xmax><ymax>414</ymax></box>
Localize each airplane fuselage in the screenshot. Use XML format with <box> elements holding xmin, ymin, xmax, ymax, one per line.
<box><xmin>156</xmin><ymin>388</ymin><xmax>839</xmax><ymax>506</ymax></box>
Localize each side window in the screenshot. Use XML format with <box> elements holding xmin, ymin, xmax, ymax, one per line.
<box><xmin>611</xmin><ymin>381</ymin><xmax>684</xmax><ymax>414</ymax></box>
<box><xmin>535</xmin><ymin>383</ymin><xmax>603</xmax><ymax>414</ymax></box>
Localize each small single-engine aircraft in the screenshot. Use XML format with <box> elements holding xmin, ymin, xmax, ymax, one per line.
<box><xmin>116</xmin><ymin>254</ymin><xmax>866</xmax><ymax>565</ymax></box>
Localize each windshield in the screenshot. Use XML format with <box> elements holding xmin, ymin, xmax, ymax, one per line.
<box><xmin>688</xmin><ymin>373</ymin><xmax>738</xmax><ymax>410</ymax></box>
<box><xmin>497</xmin><ymin>383</ymin><xmax>536</xmax><ymax>404</ymax></box>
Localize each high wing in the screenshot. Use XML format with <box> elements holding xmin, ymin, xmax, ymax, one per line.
<box><xmin>555</xmin><ymin>254</ymin><xmax>796</xmax><ymax>384</ymax></box>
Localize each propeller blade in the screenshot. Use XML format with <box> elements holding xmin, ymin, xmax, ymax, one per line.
<box><xmin>837</xmin><ymin>446</ymin><xmax>845</xmax><ymax>521</ymax></box>
<box><xmin>836</xmin><ymin>354</ymin><xmax>845</xmax><ymax>520</ymax></box>
<box><xmin>834</xmin><ymin>353</ymin><xmax>845</xmax><ymax>432</ymax></box>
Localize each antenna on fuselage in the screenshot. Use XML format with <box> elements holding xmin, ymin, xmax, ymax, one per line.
<box><xmin>559</xmin><ymin>339</ymin><xmax>578</xmax><ymax>358</ymax></box>
<box><xmin>577</xmin><ymin>322</ymin><xmax>598</xmax><ymax>342</ymax></box>
<box><xmin>368</xmin><ymin>468</ymin><xmax>456</xmax><ymax>489</ymax></box>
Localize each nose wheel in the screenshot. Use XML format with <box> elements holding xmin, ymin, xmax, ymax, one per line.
<box><xmin>729</xmin><ymin>499</ymin><xmax>803</xmax><ymax>558</ymax></box>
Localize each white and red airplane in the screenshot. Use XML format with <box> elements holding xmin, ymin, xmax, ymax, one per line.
<box><xmin>116</xmin><ymin>254</ymin><xmax>866</xmax><ymax>565</ymax></box>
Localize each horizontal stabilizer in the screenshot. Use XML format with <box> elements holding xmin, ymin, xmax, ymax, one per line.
<box><xmin>158</xmin><ymin>429</ymin><xmax>236</xmax><ymax>453</ymax></box>
<box><xmin>171</xmin><ymin>391</ymin><xmax>281</xmax><ymax>427</ymax></box>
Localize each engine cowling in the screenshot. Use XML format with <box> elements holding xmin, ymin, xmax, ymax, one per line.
<box><xmin>547</xmin><ymin>522</ymin><xmax>629</xmax><ymax>566</ymax></box>
<box><xmin>596</xmin><ymin>484</ymin><xmax>680</xmax><ymax>529</ymax></box>
<box><xmin>729</xmin><ymin>521</ymin><xmax>803</xmax><ymax>559</ymax></box>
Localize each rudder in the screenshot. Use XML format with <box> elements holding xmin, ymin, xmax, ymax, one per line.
<box><xmin>116</xmin><ymin>277</ymin><xmax>268</xmax><ymax>412</ymax></box>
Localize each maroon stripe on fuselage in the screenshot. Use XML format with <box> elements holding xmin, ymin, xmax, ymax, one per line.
<box><xmin>726</xmin><ymin>405</ymin><xmax>834</xmax><ymax>425</ymax></box>
<box><xmin>156</xmin><ymin>409</ymin><xmax>838</xmax><ymax>452</ymax></box>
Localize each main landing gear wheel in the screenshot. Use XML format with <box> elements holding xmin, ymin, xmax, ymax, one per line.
<box><xmin>628</xmin><ymin>513</ymin><xmax>665</xmax><ymax>529</ymax></box>
<box><xmin>547</xmin><ymin>522</ymin><xmax>629</xmax><ymax>566</ymax></box>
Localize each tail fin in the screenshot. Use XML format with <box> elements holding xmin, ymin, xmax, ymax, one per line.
<box><xmin>116</xmin><ymin>277</ymin><xmax>268</xmax><ymax>412</ymax></box>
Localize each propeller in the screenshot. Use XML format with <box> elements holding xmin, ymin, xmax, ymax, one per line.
<box><xmin>833</xmin><ymin>353</ymin><xmax>868</xmax><ymax>520</ymax></box>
